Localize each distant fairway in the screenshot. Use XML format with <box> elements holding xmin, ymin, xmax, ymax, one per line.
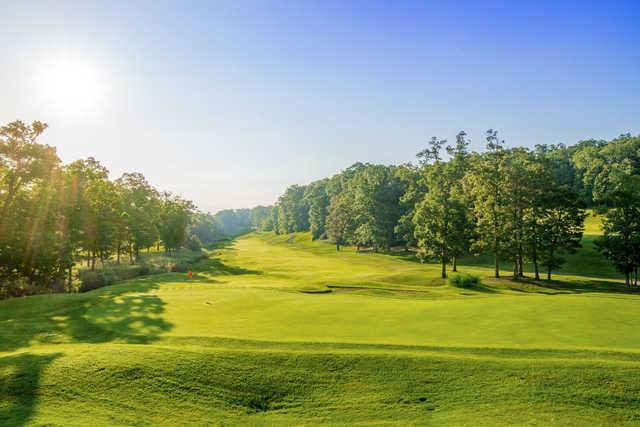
<box><xmin>2</xmin><ymin>231</ymin><xmax>640</xmax><ymax>425</ymax></box>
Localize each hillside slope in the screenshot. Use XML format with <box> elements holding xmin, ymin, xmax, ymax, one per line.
<box><xmin>1</xmin><ymin>233</ymin><xmax>639</xmax><ymax>425</ymax></box>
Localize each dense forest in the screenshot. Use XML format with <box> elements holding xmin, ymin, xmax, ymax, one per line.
<box><xmin>0</xmin><ymin>120</ymin><xmax>256</xmax><ymax>298</ymax></box>
<box><xmin>2</xmin><ymin>120</ymin><xmax>639</xmax><ymax>298</ymax></box>
<box><xmin>257</xmin><ymin>130</ymin><xmax>640</xmax><ymax>286</ymax></box>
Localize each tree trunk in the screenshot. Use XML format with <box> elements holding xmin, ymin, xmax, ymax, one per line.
<box><xmin>116</xmin><ymin>244</ymin><xmax>121</xmax><ymax>265</ymax></box>
<box><xmin>547</xmin><ymin>265</ymin><xmax>552</xmax><ymax>281</ymax></box>
<box><xmin>532</xmin><ymin>247</ymin><xmax>539</xmax><ymax>280</ymax></box>
<box><xmin>441</xmin><ymin>244</ymin><xmax>447</xmax><ymax>279</ymax></box>
<box><xmin>513</xmin><ymin>256</ymin><xmax>518</xmax><ymax>279</ymax></box>
<box><xmin>518</xmin><ymin>246</ymin><xmax>524</xmax><ymax>277</ymax></box>
<box><xmin>625</xmin><ymin>271</ymin><xmax>630</xmax><ymax>288</ymax></box>
<box><xmin>452</xmin><ymin>256</ymin><xmax>457</xmax><ymax>272</ymax></box>
<box><xmin>91</xmin><ymin>250</ymin><xmax>96</xmax><ymax>271</ymax></box>
<box><xmin>494</xmin><ymin>249</ymin><xmax>499</xmax><ymax>278</ymax></box>
<box><xmin>336</xmin><ymin>243</ymin><xmax>340</xmax><ymax>251</ymax></box>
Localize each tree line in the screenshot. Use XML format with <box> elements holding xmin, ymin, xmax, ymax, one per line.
<box><xmin>259</xmin><ymin>130</ymin><xmax>640</xmax><ymax>286</ymax></box>
<box><xmin>0</xmin><ymin>121</ymin><xmax>198</xmax><ymax>298</ymax></box>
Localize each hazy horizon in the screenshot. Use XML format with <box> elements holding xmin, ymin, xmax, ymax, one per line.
<box><xmin>2</xmin><ymin>0</ymin><xmax>638</xmax><ymax>213</ymax></box>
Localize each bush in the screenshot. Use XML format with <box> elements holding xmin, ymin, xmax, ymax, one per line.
<box><xmin>79</xmin><ymin>270</ymin><xmax>110</xmax><ymax>292</ymax></box>
<box><xmin>185</xmin><ymin>234</ymin><xmax>203</xmax><ymax>252</ymax></box>
<box><xmin>448</xmin><ymin>273</ymin><xmax>481</xmax><ymax>288</ymax></box>
<box><xmin>79</xmin><ymin>265</ymin><xmax>154</xmax><ymax>292</ymax></box>
<box><xmin>169</xmin><ymin>261</ymin><xmax>190</xmax><ymax>273</ymax></box>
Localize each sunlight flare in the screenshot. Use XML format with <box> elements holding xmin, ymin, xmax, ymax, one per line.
<box><xmin>39</xmin><ymin>58</ymin><xmax>107</xmax><ymax>117</ymax></box>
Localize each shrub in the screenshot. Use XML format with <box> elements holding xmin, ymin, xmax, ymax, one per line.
<box><xmin>448</xmin><ymin>273</ymin><xmax>481</xmax><ymax>288</ymax></box>
<box><xmin>169</xmin><ymin>261</ymin><xmax>190</xmax><ymax>273</ymax></box>
<box><xmin>79</xmin><ymin>265</ymin><xmax>152</xmax><ymax>292</ymax></box>
<box><xmin>185</xmin><ymin>234</ymin><xmax>203</xmax><ymax>252</ymax></box>
<box><xmin>79</xmin><ymin>270</ymin><xmax>109</xmax><ymax>292</ymax></box>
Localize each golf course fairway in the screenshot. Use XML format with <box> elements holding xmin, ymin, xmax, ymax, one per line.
<box><xmin>2</xmin><ymin>232</ymin><xmax>640</xmax><ymax>425</ymax></box>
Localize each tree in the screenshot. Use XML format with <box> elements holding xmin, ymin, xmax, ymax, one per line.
<box><xmin>0</xmin><ymin>121</ymin><xmax>70</xmax><ymax>296</ymax></box>
<box><xmin>159</xmin><ymin>193</ymin><xmax>194</xmax><ymax>254</ymax></box>
<box><xmin>66</xmin><ymin>158</ymin><xmax>117</xmax><ymax>270</ymax></box>
<box><xmin>575</xmin><ymin>134</ymin><xmax>640</xmax><ymax>286</ymax></box>
<box><xmin>116</xmin><ymin>172</ymin><xmax>160</xmax><ymax>261</ymax></box>
<box><xmin>214</xmin><ymin>209</ymin><xmax>252</xmax><ymax>236</ymax></box>
<box><xmin>249</xmin><ymin>206</ymin><xmax>271</xmax><ymax>230</ymax></box>
<box><xmin>189</xmin><ymin>212</ymin><xmax>222</xmax><ymax>245</ymax></box>
<box><xmin>304</xmin><ymin>180</ymin><xmax>330</xmax><ymax>240</ymax></box>
<box><xmin>326</xmin><ymin>194</ymin><xmax>353</xmax><ymax>250</ymax></box>
<box><xmin>537</xmin><ymin>186</ymin><xmax>586</xmax><ymax>280</ymax></box>
<box><xmin>0</xmin><ymin>121</ymin><xmax>57</xmax><ymax>228</ymax></box>
<box><xmin>413</xmin><ymin>135</ymin><xmax>471</xmax><ymax>278</ymax></box>
<box><xmin>276</xmin><ymin>185</ymin><xmax>309</xmax><ymax>234</ymax></box>
<box><xmin>596</xmin><ymin>207</ymin><xmax>640</xmax><ymax>287</ymax></box>
<box><xmin>502</xmin><ymin>148</ymin><xmax>538</xmax><ymax>278</ymax></box>
<box><xmin>394</xmin><ymin>164</ymin><xmax>426</xmax><ymax>251</ymax></box>
<box><xmin>464</xmin><ymin>129</ymin><xmax>508</xmax><ymax>278</ymax></box>
<box><xmin>347</xmin><ymin>164</ymin><xmax>403</xmax><ymax>251</ymax></box>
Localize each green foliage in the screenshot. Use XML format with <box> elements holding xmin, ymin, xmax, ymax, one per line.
<box><xmin>447</xmin><ymin>272</ymin><xmax>481</xmax><ymax>288</ymax></box>
<box><xmin>0</xmin><ymin>120</ymin><xmax>197</xmax><ymax>298</ymax></box>
<box><xmin>213</xmin><ymin>208</ymin><xmax>252</xmax><ymax>236</ymax></box>
<box><xmin>159</xmin><ymin>194</ymin><xmax>194</xmax><ymax>253</ymax></box>
<box><xmin>304</xmin><ymin>180</ymin><xmax>329</xmax><ymax>240</ymax></box>
<box><xmin>184</xmin><ymin>234</ymin><xmax>203</xmax><ymax>252</ymax></box>
<box><xmin>188</xmin><ymin>212</ymin><xmax>222</xmax><ymax>244</ymax></box>
<box><xmin>276</xmin><ymin>185</ymin><xmax>309</xmax><ymax>234</ymax></box>
<box><xmin>413</xmin><ymin>134</ymin><xmax>472</xmax><ymax>278</ymax></box>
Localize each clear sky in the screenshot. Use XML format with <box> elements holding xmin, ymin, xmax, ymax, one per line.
<box><xmin>1</xmin><ymin>0</ymin><xmax>638</xmax><ymax>213</ymax></box>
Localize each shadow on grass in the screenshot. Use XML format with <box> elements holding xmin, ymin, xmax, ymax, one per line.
<box><xmin>206</xmin><ymin>258</ymin><xmax>261</xmax><ymax>276</ymax></box>
<box><xmin>522</xmin><ymin>277</ymin><xmax>637</xmax><ymax>295</ymax></box>
<box><xmin>0</xmin><ymin>236</ymin><xmax>261</xmax><ymax>353</ymax></box>
<box><xmin>0</xmin><ymin>236</ymin><xmax>263</xmax><ymax>424</ymax></box>
<box><xmin>488</xmin><ymin>275</ymin><xmax>638</xmax><ymax>296</ymax></box>
<box><xmin>0</xmin><ymin>352</ymin><xmax>61</xmax><ymax>426</ymax></box>
<box><xmin>457</xmin><ymin>282</ymin><xmax>499</xmax><ymax>294</ymax></box>
<box><xmin>0</xmin><ymin>276</ymin><xmax>174</xmax><ymax>352</ymax></box>
<box><xmin>206</xmin><ymin>238</ymin><xmax>237</xmax><ymax>251</ymax></box>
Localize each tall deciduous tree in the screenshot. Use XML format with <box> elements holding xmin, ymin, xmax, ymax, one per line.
<box><xmin>464</xmin><ymin>129</ymin><xmax>508</xmax><ymax>278</ymax></box>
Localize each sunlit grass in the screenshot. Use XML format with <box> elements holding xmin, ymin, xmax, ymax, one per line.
<box><xmin>1</xmin><ymin>230</ymin><xmax>639</xmax><ymax>425</ymax></box>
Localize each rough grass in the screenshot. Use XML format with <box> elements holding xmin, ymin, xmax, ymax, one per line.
<box><xmin>2</xmin><ymin>225</ymin><xmax>640</xmax><ymax>425</ymax></box>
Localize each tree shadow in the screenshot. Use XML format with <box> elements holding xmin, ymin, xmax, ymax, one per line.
<box><xmin>0</xmin><ymin>241</ymin><xmax>264</xmax><ymax>424</ymax></box>
<box><xmin>0</xmin><ymin>352</ymin><xmax>61</xmax><ymax>426</ymax></box>
<box><xmin>495</xmin><ymin>275</ymin><xmax>637</xmax><ymax>295</ymax></box>
<box><xmin>68</xmin><ymin>280</ymin><xmax>173</xmax><ymax>344</ymax></box>
<box><xmin>206</xmin><ymin>238</ymin><xmax>237</xmax><ymax>251</ymax></box>
<box><xmin>0</xmin><ymin>277</ymin><xmax>173</xmax><ymax>352</ymax></box>
<box><xmin>205</xmin><ymin>258</ymin><xmax>261</xmax><ymax>276</ymax></box>
<box><xmin>459</xmin><ymin>282</ymin><xmax>499</xmax><ymax>294</ymax></box>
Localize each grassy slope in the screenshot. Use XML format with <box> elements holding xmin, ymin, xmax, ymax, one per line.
<box><xmin>2</xmin><ymin>230</ymin><xmax>640</xmax><ymax>425</ymax></box>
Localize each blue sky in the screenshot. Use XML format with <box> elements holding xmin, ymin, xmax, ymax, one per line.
<box><xmin>1</xmin><ymin>0</ymin><xmax>638</xmax><ymax>212</ymax></box>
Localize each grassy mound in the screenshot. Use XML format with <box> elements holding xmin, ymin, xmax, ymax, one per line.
<box><xmin>3</xmin><ymin>342</ymin><xmax>640</xmax><ymax>425</ymax></box>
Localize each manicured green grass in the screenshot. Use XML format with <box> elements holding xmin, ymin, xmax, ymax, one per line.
<box><xmin>2</xmin><ymin>229</ymin><xmax>639</xmax><ymax>425</ymax></box>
